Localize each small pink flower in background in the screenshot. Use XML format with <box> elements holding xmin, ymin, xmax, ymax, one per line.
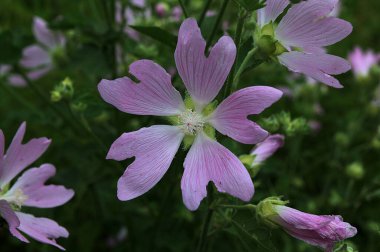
<box><xmin>0</xmin><ymin>122</ymin><xmax>74</xmax><ymax>250</ymax></box>
<box><xmin>251</xmin><ymin>134</ymin><xmax>284</xmax><ymax>166</ymax></box>
<box><xmin>106</xmin><ymin>226</ymin><xmax>128</xmax><ymax>248</ymax></box>
<box><xmin>98</xmin><ymin>18</ymin><xmax>282</xmax><ymax>211</ymax></box>
<box><xmin>171</xmin><ymin>6</ymin><xmax>183</xmax><ymax>21</ymax></box>
<box><xmin>115</xmin><ymin>0</ymin><xmax>150</xmax><ymax>42</ymax></box>
<box><xmin>0</xmin><ymin>65</ymin><xmax>27</xmax><ymax>87</ymax></box>
<box><xmin>257</xmin><ymin>0</ymin><xmax>352</xmax><ymax>88</ymax></box>
<box><xmin>348</xmin><ymin>47</ymin><xmax>380</xmax><ymax>78</ymax></box>
<box><xmin>270</xmin><ymin>205</ymin><xmax>357</xmax><ymax>252</ymax></box>
<box><xmin>19</xmin><ymin>17</ymin><xmax>66</xmax><ymax>83</ymax></box>
<box><xmin>155</xmin><ymin>3</ymin><xmax>168</xmax><ymax>17</ymax></box>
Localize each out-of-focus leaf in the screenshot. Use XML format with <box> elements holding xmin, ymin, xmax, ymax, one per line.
<box><xmin>130</xmin><ymin>25</ymin><xmax>177</xmax><ymax>49</ymax></box>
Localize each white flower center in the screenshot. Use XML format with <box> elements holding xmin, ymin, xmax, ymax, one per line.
<box><xmin>179</xmin><ymin>109</ymin><xmax>205</xmax><ymax>135</ymax></box>
<box><xmin>0</xmin><ymin>189</ymin><xmax>28</xmax><ymax>208</ymax></box>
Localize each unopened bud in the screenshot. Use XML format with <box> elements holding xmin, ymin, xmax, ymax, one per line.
<box><xmin>346</xmin><ymin>162</ymin><xmax>364</xmax><ymax>180</ymax></box>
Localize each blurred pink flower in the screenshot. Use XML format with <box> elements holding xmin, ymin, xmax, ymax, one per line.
<box><xmin>155</xmin><ymin>3</ymin><xmax>168</xmax><ymax>17</ymax></box>
<box><xmin>0</xmin><ymin>122</ymin><xmax>74</xmax><ymax>250</ymax></box>
<box><xmin>0</xmin><ymin>65</ymin><xmax>27</xmax><ymax>87</ymax></box>
<box><xmin>19</xmin><ymin>17</ymin><xmax>66</xmax><ymax>83</ymax></box>
<box><xmin>171</xmin><ymin>6</ymin><xmax>183</xmax><ymax>21</ymax></box>
<box><xmin>251</xmin><ymin>134</ymin><xmax>284</xmax><ymax>166</ymax></box>
<box><xmin>270</xmin><ymin>205</ymin><xmax>357</xmax><ymax>252</ymax></box>
<box><xmin>131</xmin><ymin>0</ymin><xmax>145</xmax><ymax>8</ymax></box>
<box><xmin>98</xmin><ymin>18</ymin><xmax>282</xmax><ymax>211</ymax></box>
<box><xmin>348</xmin><ymin>47</ymin><xmax>380</xmax><ymax>78</ymax></box>
<box><xmin>257</xmin><ymin>0</ymin><xmax>352</xmax><ymax>88</ymax></box>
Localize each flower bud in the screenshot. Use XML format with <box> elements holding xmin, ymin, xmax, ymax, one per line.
<box><xmin>256</xmin><ymin>196</ymin><xmax>288</xmax><ymax>228</ymax></box>
<box><xmin>51</xmin><ymin>77</ymin><xmax>74</xmax><ymax>102</ymax></box>
<box><xmin>345</xmin><ymin>162</ymin><xmax>364</xmax><ymax>180</ymax></box>
<box><xmin>257</xmin><ymin>198</ymin><xmax>357</xmax><ymax>251</ymax></box>
<box><xmin>257</xmin><ymin>35</ymin><xmax>276</xmax><ymax>56</ymax></box>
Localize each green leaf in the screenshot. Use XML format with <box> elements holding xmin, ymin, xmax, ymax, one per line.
<box><xmin>130</xmin><ymin>25</ymin><xmax>177</xmax><ymax>49</ymax></box>
<box><xmin>233</xmin><ymin>0</ymin><xmax>266</xmax><ymax>11</ymax></box>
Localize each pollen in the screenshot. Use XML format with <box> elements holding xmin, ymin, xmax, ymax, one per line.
<box><xmin>179</xmin><ymin>109</ymin><xmax>205</xmax><ymax>135</ymax></box>
<box><xmin>0</xmin><ymin>189</ymin><xmax>28</xmax><ymax>208</ymax></box>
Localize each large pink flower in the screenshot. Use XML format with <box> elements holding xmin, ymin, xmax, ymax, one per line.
<box><xmin>0</xmin><ymin>122</ymin><xmax>74</xmax><ymax>250</ymax></box>
<box><xmin>18</xmin><ymin>17</ymin><xmax>66</xmax><ymax>84</ymax></box>
<box><xmin>348</xmin><ymin>47</ymin><xmax>380</xmax><ymax>78</ymax></box>
<box><xmin>98</xmin><ymin>18</ymin><xmax>282</xmax><ymax>211</ymax></box>
<box><xmin>257</xmin><ymin>0</ymin><xmax>352</xmax><ymax>88</ymax></box>
<box><xmin>270</xmin><ymin>205</ymin><xmax>357</xmax><ymax>252</ymax></box>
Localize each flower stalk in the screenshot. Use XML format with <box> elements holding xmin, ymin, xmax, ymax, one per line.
<box><xmin>224</xmin><ymin>8</ymin><xmax>248</xmax><ymax>98</ymax></box>
<box><xmin>233</xmin><ymin>47</ymin><xmax>258</xmax><ymax>90</ymax></box>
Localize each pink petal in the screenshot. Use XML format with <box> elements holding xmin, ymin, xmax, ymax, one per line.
<box><xmin>251</xmin><ymin>134</ymin><xmax>284</xmax><ymax>165</ymax></box>
<box><xmin>0</xmin><ymin>122</ymin><xmax>51</xmax><ymax>188</ymax></box>
<box><xmin>208</xmin><ymin>87</ymin><xmax>282</xmax><ymax>144</ymax></box>
<box><xmin>0</xmin><ymin>130</ymin><xmax>4</xmax><ymax>160</ymax></box>
<box><xmin>0</xmin><ymin>200</ymin><xmax>28</xmax><ymax>242</ymax></box>
<box><xmin>131</xmin><ymin>0</ymin><xmax>145</xmax><ymax>8</ymax></box>
<box><xmin>107</xmin><ymin>125</ymin><xmax>184</xmax><ymax>200</ymax></box>
<box><xmin>8</xmin><ymin>164</ymin><xmax>74</xmax><ymax>208</ymax></box>
<box><xmin>181</xmin><ymin>133</ymin><xmax>254</xmax><ymax>211</ymax></box>
<box><xmin>257</xmin><ymin>0</ymin><xmax>289</xmax><ymax>27</ymax></box>
<box><xmin>278</xmin><ymin>51</ymin><xmax>351</xmax><ymax>88</ymax></box>
<box><xmin>175</xmin><ymin>18</ymin><xmax>236</xmax><ymax>110</ymax></box>
<box><xmin>349</xmin><ymin>47</ymin><xmax>380</xmax><ymax>77</ymax></box>
<box><xmin>8</xmin><ymin>74</ymin><xmax>27</xmax><ymax>87</ymax></box>
<box><xmin>274</xmin><ymin>206</ymin><xmax>357</xmax><ymax>251</ymax></box>
<box><xmin>276</xmin><ymin>0</ymin><xmax>352</xmax><ymax>49</ymax></box>
<box><xmin>20</xmin><ymin>45</ymin><xmax>51</xmax><ymax>69</ymax></box>
<box><xmin>33</xmin><ymin>17</ymin><xmax>65</xmax><ymax>49</ymax></box>
<box><xmin>27</xmin><ymin>65</ymin><xmax>53</xmax><ymax>81</ymax></box>
<box><xmin>98</xmin><ymin>60</ymin><xmax>185</xmax><ymax>116</ymax></box>
<box><xmin>16</xmin><ymin>212</ymin><xmax>69</xmax><ymax>250</ymax></box>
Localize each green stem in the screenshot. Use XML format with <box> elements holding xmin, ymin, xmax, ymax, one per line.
<box><xmin>178</xmin><ymin>0</ymin><xmax>189</xmax><ymax>18</ymax></box>
<box><xmin>198</xmin><ymin>0</ymin><xmax>213</xmax><ymax>26</ymax></box>
<box><xmin>0</xmin><ymin>83</ymin><xmax>41</xmax><ymax>116</ymax></box>
<box><xmin>218</xmin><ymin>204</ymin><xmax>257</xmax><ymax>210</ymax></box>
<box><xmin>230</xmin><ymin>219</ymin><xmax>272</xmax><ymax>251</ymax></box>
<box><xmin>232</xmin><ymin>47</ymin><xmax>258</xmax><ymax>91</ymax></box>
<box><xmin>224</xmin><ymin>8</ymin><xmax>247</xmax><ymax>99</ymax></box>
<box><xmin>64</xmin><ymin>100</ymin><xmax>108</xmax><ymax>152</ymax></box>
<box><xmin>196</xmin><ymin>186</ymin><xmax>215</xmax><ymax>252</ymax></box>
<box><xmin>206</xmin><ymin>0</ymin><xmax>229</xmax><ymax>50</ymax></box>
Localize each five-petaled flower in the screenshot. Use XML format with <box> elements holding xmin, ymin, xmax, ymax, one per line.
<box><xmin>98</xmin><ymin>18</ymin><xmax>282</xmax><ymax>211</ymax></box>
<box><xmin>0</xmin><ymin>122</ymin><xmax>74</xmax><ymax>250</ymax></box>
<box><xmin>257</xmin><ymin>0</ymin><xmax>352</xmax><ymax>88</ymax></box>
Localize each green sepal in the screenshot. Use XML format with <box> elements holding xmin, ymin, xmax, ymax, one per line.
<box><xmin>203</xmin><ymin>124</ymin><xmax>216</xmax><ymax>140</ymax></box>
<box><xmin>167</xmin><ymin>115</ymin><xmax>180</xmax><ymax>125</ymax></box>
<box><xmin>256</xmin><ymin>196</ymin><xmax>289</xmax><ymax>228</ymax></box>
<box><xmin>202</xmin><ymin>100</ymin><xmax>218</xmax><ymax>117</ymax></box>
<box><xmin>182</xmin><ymin>135</ymin><xmax>195</xmax><ymax>150</ymax></box>
<box><xmin>184</xmin><ymin>93</ymin><xmax>196</xmax><ymax>110</ymax></box>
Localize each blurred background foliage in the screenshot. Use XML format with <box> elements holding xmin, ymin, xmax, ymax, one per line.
<box><xmin>1</xmin><ymin>0</ymin><xmax>380</xmax><ymax>251</ymax></box>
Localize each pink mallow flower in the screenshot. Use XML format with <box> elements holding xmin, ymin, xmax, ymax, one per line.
<box><xmin>251</xmin><ymin>134</ymin><xmax>284</xmax><ymax>166</ymax></box>
<box><xmin>348</xmin><ymin>47</ymin><xmax>380</xmax><ymax>78</ymax></box>
<box><xmin>257</xmin><ymin>0</ymin><xmax>352</xmax><ymax>88</ymax></box>
<box><xmin>269</xmin><ymin>205</ymin><xmax>357</xmax><ymax>252</ymax></box>
<box><xmin>19</xmin><ymin>17</ymin><xmax>66</xmax><ymax>83</ymax></box>
<box><xmin>98</xmin><ymin>18</ymin><xmax>283</xmax><ymax>211</ymax></box>
<box><xmin>0</xmin><ymin>122</ymin><xmax>74</xmax><ymax>250</ymax></box>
